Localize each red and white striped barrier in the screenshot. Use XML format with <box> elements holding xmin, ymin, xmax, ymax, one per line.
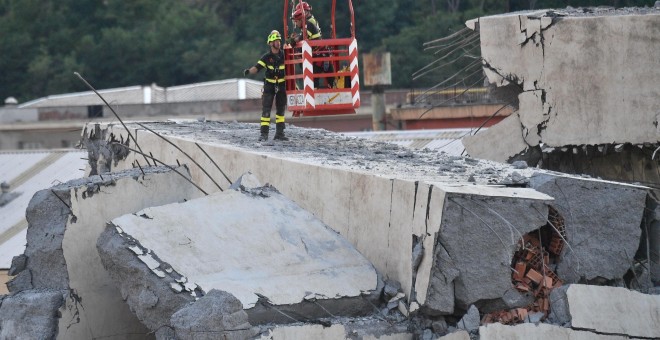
<box><xmin>349</xmin><ymin>38</ymin><xmax>360</xmax><ymax>107</ymax></box>
<box><xmin>302</xmin><ymin>41</ymin><xmax>315</xmax><ymax>108</ymax></box>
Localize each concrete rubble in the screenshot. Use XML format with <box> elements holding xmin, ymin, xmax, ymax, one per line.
<box><xmin>97</xmin><ymin>184</ymin><xmax>383</xmax><ymax>337</ymax></box>
<box><xmin>1</xmin><ymin>117</ymin><xmax>657</xmax><ymax>338</ymax></box>
<box><xmin>2</xmin><ymin>166</ymin><xmax>198</xmax><ymax>339</ymax></box>
<box><xmin>0</xmin><ymin>7</ymin><xmax>658</xmax><ymax>339</ymax></box>
<box><xmin>479</xmin><ymin>322</ymin><xmax>628</xmax><ymax>340</ymax></box>
<box><xmin>529</xmin><ymin>174</ymin><xmax>647</xmax><ymax>284</ymax></box>
<box><xmin>69</xmin><ymin>117</ymin><xmax>657</xmax><ymax>338</ymax></box>
<box><xmin>549</xmin><ymin>284</ymin><xmax>660</xmax><ymax>338</ymax></box>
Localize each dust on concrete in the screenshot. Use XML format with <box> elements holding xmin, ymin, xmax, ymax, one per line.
<box><xmin>508</xmin><ymin>5</ymin><xmax>660</xmax><ymax>18</ymax></box>
<box><xmin>131</xmin><ymin>120</ymin><xmax>539</xmax><ymax>187</ymax></box>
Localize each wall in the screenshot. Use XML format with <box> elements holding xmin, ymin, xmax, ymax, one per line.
<box><xmin>0</xmin><ymin>106</ymin><xmax>38</xmax><ymax>124</ymax></box>
<box><xmin>0</xmin><ymin>123</ymin><xmax>84</xmax><ymax>150</ymax></box>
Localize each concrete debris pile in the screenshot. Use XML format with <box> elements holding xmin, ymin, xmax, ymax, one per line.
<box><xmin>483</xmin><ymin>212</ymin><xmax>566</xmax><ymax>325</ymax></box>
<box><xmin>1</xmin><ymin>116</ymin><xmax>658</xmax><ymax>339</ymax></box>
<box><xmin>66</xmin><ymin>117</ymin><xmax>660</xmax><ymax>338</ymax></box>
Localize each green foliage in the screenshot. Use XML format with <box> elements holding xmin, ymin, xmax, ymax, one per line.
<box><xmin>0</xmin><ymin>0</ymin><xmax>656</xmax><ymax>102</ymax></box>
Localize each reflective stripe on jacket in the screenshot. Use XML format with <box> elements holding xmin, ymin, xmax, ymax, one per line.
<box><xmin>255</xmin><ymin>50</ymin><xmax>285</xmax><ymax>84</ymax></box>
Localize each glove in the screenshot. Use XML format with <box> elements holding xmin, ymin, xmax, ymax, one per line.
<box><xmin>243</xmin><ymin>69</ymin><xmax>250</xmax><ymax>76</ymax></box>
<box><xmin>288</xmin><ymin>32</ymin><xmax>299</xmax><ymax>45</ymax></box>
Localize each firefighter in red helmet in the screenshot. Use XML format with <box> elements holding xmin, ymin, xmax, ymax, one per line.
<box><xmin>289</xmin><ymin>2</ymin><xmax>335</xmax><ymax>88</ymax></box>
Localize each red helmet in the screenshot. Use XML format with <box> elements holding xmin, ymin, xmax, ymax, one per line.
<box><xmin>292</xmin><ymin>8</ymin><xmax>304</xmax><ymax>20</ymax></box>
<box><xmin>295</xmin><ymin>2</ymin><xmax>312</xmax><ymax>12</ymax></box>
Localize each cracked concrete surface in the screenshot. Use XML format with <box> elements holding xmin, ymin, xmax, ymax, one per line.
<box><xmin>77</xmin><ymin>119</ymin><xmax>657</xmax><ymax>338</ymax></box>
<box><xmin>463</xmin><ymin>8</ymin><xmax>660</xmax><ymax>162</ymax></box>
<box><xmin>98</xmin><ymin>184</ymin><xmax>382</xmax><ymax>334</ymax></box>
<box><xmin>480</xmin><ymin>322</ymin><xmax>629</xmax><ymax>339</ymax></box>
<box><xmin>549</xmin><ymin>284</ymin><xmax>660</xmax><ymax>338</ymax></box>
<box><xmin>1</xmin><ymin>114</ymin><xmax>656</xmax><ymax>338</ymax></box>
<box><xmin>530</xmin><ymin>173</ymin><xmax>647</xmax><ymax>284</ymax></box>
<box><xmin>411</xmin><ymin>186</ymin><xmax>553</xmax><ymax>315</ymax></box>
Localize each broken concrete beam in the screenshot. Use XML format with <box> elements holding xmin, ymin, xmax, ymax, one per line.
<box><xmin>414</xmin><ymin>184</ymin><xmax>552</xmax><ymax>314</ymax></box>
<box><xmin>0</xmin><ymin>291</ymin><xmax>64</xmax><ymax>340</ymax></box>
<box><xmin>254</xmin><ymin>317</ymin><xmax>412</xmax><ymax>339</ymax></box>
<box><xmin>82</xmin><ymin>121</ymin><xmax>653</xmax><ymax>324</ymax></box>
<box><xmin>530</xmin><ymin>173</ymin><xmax>647</xmax><ymax>283</ymax></box>
<box><xmin>96</xmin><ymin>225</ymin><xmax>198</xmax><ymax>334</ymax></box>
<box><xmin>81</xmin><ymin>121</ymin><xmax>550</xmax><ymax>306</ymax></box>
<box><xmin>98</xmin><ymin>185</ymin><xmax>381</xmax><ymax>333</ymax></box>
<box><xmin>462</xmin><ymin>113</ymin><xmax>528</xmax><ymax>163</ymax></box>
<box><xmin>7</xmin><ymin>166</ymin><xmax>198</xmax><ymax>340</ymax></box>
<box><xmin>479</xmin><ymin>322</ymin><xmax>628</xmax><ymax>340</ymax></box>
<box><xmin>437</xmin><ymin>331</ymin><xmax>470</xmax><ymax>340</ymax></box>
<box><xmin>549</xmin><ymin>284</ymin><xmax>660</xmax><ymax>338</ymax></box>
<box><xmin>463</xmin><ymin>9</ymin><xmax>660</xmax><ymax>162</ymax></box>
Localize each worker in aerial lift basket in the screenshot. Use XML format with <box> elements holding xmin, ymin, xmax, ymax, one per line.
<box><xmin>289</xmin><ymin>2</ymin><xmax>335</xmax><ymax>89</ymax></box>
<box><xmin>244</xmin><ymin>30</ymin><xmax>289</xmax><ymax>142</ymax></box>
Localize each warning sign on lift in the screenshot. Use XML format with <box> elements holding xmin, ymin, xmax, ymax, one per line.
<box><xmin>287</xmin><ymin>94</ymin><xmax>305</xmax><ymax>107</ymax></box>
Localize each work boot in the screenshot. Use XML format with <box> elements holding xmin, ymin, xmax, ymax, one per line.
<box><xmin>274</xmin><ymin>123</ymin><xmax>289</xmax><ymax>141</ymax></box>
<box><xmin>273</xmin><ymin>132</ymin><xmax>288</xmax><ymax>141</ymax></box>
<box><xmin>259</xmin><ymin>125</ymin><xmax>269</xmax><ymax>141</ymax></box>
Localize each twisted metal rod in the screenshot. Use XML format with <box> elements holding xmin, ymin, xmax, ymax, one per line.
<box><xmin>75</xmin><ymin>72</ymin><xmax>227</xmax><ymax>193</ymax></box>
<box><xmin>74</xmin><ymin>72</ymin><xmax>151</xmax><ymax>167</ymax></box>
<box><xmin>110</xmin><ymin>142</ymin><xmax>208</xmax><ymax>196</ymax></box>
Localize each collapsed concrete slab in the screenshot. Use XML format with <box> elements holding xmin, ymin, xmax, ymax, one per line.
<box><xmin>479</xmin><ymin>322</ymin><xmax>627</xmax><ymax>340</ymax></box>
<box><xmin>549</xmin><ymin>284</ymin><xmax>660</xmax><ymax>338</ymax></box>
<box><xmin>82</xmin><ymin>120</ymin><xmax>655</xmax><ymax>332</ymax></box>
<box><xmin>254</xmin><ymin>318</ymin><xmax>471</xmax><ymax>340</ymax></box>
<box><xmin>530</xmin><ymin>173</ymin><xmax>648</xmax><ymax>283</ymax></box>
<box><xmin>254</xmin><ymin>318</ymin><xmax>413</xmax><ymax>339</ymax></box>
<box><xmin>6</xmin><ymin>166</ymin><xmax>198</xmax><ymax>340</ymax></box>
<box><xmin>462</xmin><ymin>8</ymin><xmax>660</xmax><ymax>162</ymax></box>
<box><xmin>412</xmin><ymin>185</ymin><xmax>553</xmax><ymax>314</ymax></box>
<box><xmin>97</xmin><ymin>185</ymin><xmax>381</xmax><ymax>334</ymax></box>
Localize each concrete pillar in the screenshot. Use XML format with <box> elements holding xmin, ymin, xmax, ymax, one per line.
<box><xmin>372</xmin><ymin>85</ymin><xmax>386</xmax><ymax>131</ymax></box>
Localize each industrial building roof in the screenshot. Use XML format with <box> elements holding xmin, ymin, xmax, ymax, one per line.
<box><xmin>0</xmin><ymin>150</ymin><xmax>87</xmax><ymax>268</ymax></box>
<box><xmin>18</xmin><ymin>78</ymin><xmax>263</xmax><ymax>108</ymax></box>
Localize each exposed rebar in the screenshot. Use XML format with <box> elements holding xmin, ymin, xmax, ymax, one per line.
<box><xmin>74</xmin><ymin>72</ymin><xmax>151</xmax><ymax>167</ymax></box>
<box><xmin>111</xmin><ymin>142</ymin><xmax>208</xmax><ymax>196</ymax></box>
<box><xmin>50</xmin><ymin>190</ymin><xmax>72</xmax><ymax>212</ymax></box>
<box><xmin>422</xmin><ymin>27</ymin><xmax>472</xmax><ymax>46</ymax></box>
<box><xmin>195</xmin><ymin>143</ymin><xmax>232</xmax><ymax>185</ymax></box>
<box><xmin>132</xmin><ymin>122</ymin><xmax>224</xmax><ymax>192</ymax></box>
